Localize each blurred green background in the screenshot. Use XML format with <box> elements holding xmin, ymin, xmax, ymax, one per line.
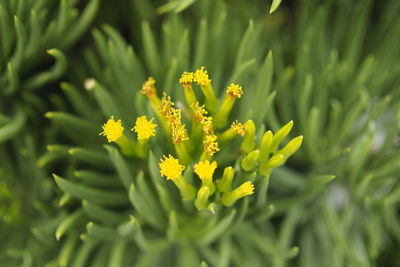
<box><xmin>1</xmin><ymin>0</ymin><xmax>400</xmax><ymax>266</ymax></box>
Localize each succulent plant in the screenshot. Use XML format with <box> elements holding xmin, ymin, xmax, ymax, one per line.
<box><xmin>42</xmin><ymin>0</ymin><xmax>400</xmax><ymax>265</ymax></box>
<box><xmin>2</xmin><ymin>0</ymin><xmax>400</xmax><ymax>266</ymax></box>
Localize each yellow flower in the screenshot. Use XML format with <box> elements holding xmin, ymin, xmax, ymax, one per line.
<box><xmin>99</xmin><ymin>116</ymin><xmax>124</xmax><ymax>143</ymax></box>
<box><xmin>132</xmin><ymin>116</ymin><xmax>157</xmax><ymax>140</ymax></box>
<box><xmin>166</xmin><ymin>108</ymin><xmax>182</xmax><ymax>125</ymax></box>
<box><xmin>159</xmin><ymin>93</ymin><xmax>174</xmax><ymax>118</ymax></box>
<box><xmin>194</xmin><ymin>66</ymin><xmax>211</xmax><ymax>87</ymax></box>
<box><xmin>179</xmin><ymin>72</ymin><xmax>194</xmax><ymax>88</ymax></box>
<box><xmin>201</xmin><ymin>116</ymin><xmax>214</xmax><ymax>135</ymax></box>
<box><xmin>237</xmin><ymin>181</ymin><xmax>255</xmax><ymax>196</ymax></box>
<box><xmin>171</xmin><ymin>123</ymin><xmax>189</xmax><ymax>144</ymax></box>
<box><xmin>221</xmin><ymin>181</ymin><xmax>255</xmax><ymax>207</ymax></box>
<box><xmin>140</xmin><ymin>77</ymin><xmax>157</xmax><ymax>98</ymax></box>
<box><xmin>227</xmin><ymin>83</ymin><xmax>243</xmax><ymax>99</ymax></box>
<box><xmin>159</xmin><ymin>154</ymin><xmax>185</xmax><ymax>180</ymax></box>
<box><xmin>191</xmin><ymin>102</ymin><xmax>208</xmax><ymax>123</ymax></box>
<box><xmin>194</xmin><ymin>160</ymin><xmax>217</xmax><ymax>180</ymax></box>
<box><xmin>231</xmin><ymin>120</ymin><xmax>246</xmax><ymax>136</ymax></box>
<box><xmin>204</xmin><ymin>134</ymin><xmax>220</xmax><ymax>155</ymax></box>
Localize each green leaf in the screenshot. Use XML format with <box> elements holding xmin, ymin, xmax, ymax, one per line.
<box><xmin>53</xmin><ymin>174</ymin><xmax>128</xmax><ymax>207</ymax></box>
<box><xmin>270</xmin><ymin>0</ymin><xmax>283</xmax><ymax>14</ymax></box>
<box><xmin>45</xmin><ymin>112</ymin><xmax>99</xmax><ymax>145</ymax></box>
<box><xmin>11</xmin><ymin>16</ymin><xmax>26</xmax><ymax>70</ymax></box>
<box><xmin>82</xmin><ymin>200</ymin><xmax>126</xmax><ymax>225</ymax></box>
<box><xmin>142</xmin><ymin>21</ymin><xmax>160</xmax><ymax>78</ymax></box>
<box><xmin>55</xmin><ymin>209</ymin><xmax>85</xmax><ymax>240</ymax></box>
<box><xmin>61</xmin><ymin>0</ymin><xmax>99</xmax><ymax>49</ymax></box>
<box><xmin>37</xmin><ymin>144</ymin><xmax>70</xmax><ymax>167</ymax></box>
<box><xmin>23</xmin><ymin>48</ymin><xmax>68</xmax><ymax>91</ymax></box>
<box><xmin>70</xmin><ymin>239</ymin><xmax>98</xmax><ymax>267</ymax></box>
<box><xmin>0</xmin><ymin>107</ymin><xmax>26</xmax><ymax>143</ymax></box>
<box><xmin>199</xmin><ymin>210</ymin><xmax>236</xmax><ymax>245</ymax></box>
<box><xmin>74</xmin><ymin>169</ymin><xmax>120</xmax><ymax>189</ymax></box>
<box><xmin>68</xmin><ymin>147</ymin><xmax>111</xmax><ymax>168</ymax></box>
<box><xmin>105</xmin><ymin>145</ymin><xmax>133</xmax><ymax>189</ymax></box>
<box><xmin>58</xmin><ymin>233</ymin><xmax>79</xmax><ymax>267</ymax></box>
<box><xmin>60</xmin><ymin>82</ymin><xmax>94</xmax><ymax>119</ymax></box>
<box><xmin>108</xmin><ymin>240</ymin><xmax>128</xmax><ymax>267</ymax></box>
<box><xmin>86</xmin><ymin>222</ymin><xmax>119</xmax><ymax>241</ymax></box>
<box><xmin>128</xmin><ymin>179</ymin><xmax>165</xmax><ymax>230</ymax></box>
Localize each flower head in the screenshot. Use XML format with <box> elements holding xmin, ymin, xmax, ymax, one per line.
<box><xmin>132</xmin><ymin>116</ymin><xmax>157</xmax><ymax>140</ymax></box>
<box><xmin>204</xmin><ymin>134</ymin><xmax>220</xmax><ymax>155</ymax></box>
<box><xmin>171</xmin><ymin>123</ymin><xmax>189</xmax><ymax>144</ymax></box>
<box><xmin>194</xmin><ymin>67</ymin><xmax>211</xmax><ymax>87</ymax></box>
<box><xmin>141</xmin><ymin>77</ymin><xmax>157</xmax><ymax>98</ymax></box>
<box><xmin>194</xmin><ymin>160</ymin><xmax>217</xmax><ymax>180</ymax></box>
<box><xmin>179</xmin><ymin>72</ymin><xmax>194</xmax><ymax>88</ymax></box>
<box><xmin>231</xmin><ymin>120</ymin><xmax>246</xmax><ymax>136</ymax></box>
<box><xmin>191</xmin><ymin>102</ymin><xmax>208</xmax><ymax>123</ymax></box>
<box><xmin>237</xmin><ymin>181</ymin><xmax>255</xmax><ymax>196</ymax></box>
<box><xmin>227</xmin><ymin>83</ymin><xmax>243</xmax><ymax>99</ymax></box>
<box><xmin>159</xmin><ymin>154</ymin><xmax>185</xmax><ymax>180</ymax></box>
<box><xmin>166</xmin><ymin>107</ymin><xmax>182</xmax><ymax>125</ymax></box>
<box><xmin>160</xmin><ymin>93</ymin><xmax>174</xmax><ymax>118</ymax></box>
<box><xmin>201</xmin><ymin>116</ymin><xmax>214</xmax><ymax>135</ymax></box>
<box><xmin>99</xmin><ymin>116</ymin><xmax>124</xmax><ymax>143</ymax></box>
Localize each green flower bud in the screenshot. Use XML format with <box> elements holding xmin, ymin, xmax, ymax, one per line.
<box><xmin>241</xmin><ymin>120</ymin><xmax>256</xmax><ymax>153</ymax></box>
<box><xmin>195</xmin><ymin>186</ymin><xmax>211</xmax><ymax>211</ymax></box>
<box><xmin>259</xmin><ymin>154</ymin><xmax>285</xmax><ymax>176</ymax></box>
<box><xmin>259</xmin><ymin>130</ymin><xmax>273</xmax><ymax>159</ymax></box>
<box><xmin>270</xmin><ymin>120</ymin><xmax>293</xmax><ymax>152</ymax></box>
<box><xmin>241</xmin><ymin>150</ymin><xmax>260</xmax><ymax>171</ymax></box>
<box><xmin>221</xmin><ymin>181</ymin><xmax>255</xmax><ymax>207</ymax></box>
<box><xmin>278</xmin><ymin>135</ymin><xmax>303</xmax><ymax>160</ymax></box>
<box><xmin>218</xmin><ymin>166</ymin><xmax>235</xmax><ymax>193</ymax></box>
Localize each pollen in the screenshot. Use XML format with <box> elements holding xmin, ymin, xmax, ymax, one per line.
<box><xmin>99</xmin><ymin>116</ymin><xmax>124</xmax><ymax>143</ymax></box>
<box><xmin>171</xmin><ymin>123</ymin><xmax>189</xmax><ymax>144</ymax></box>
<box><xmin>159</xmin><ymin>154</ymin><xmax>185</xmax><ymax>180</ymax></box>
<box><xmin>201</xmin><ymin>116</ymin><xmax>214</xmax><ymax>135</ymax></box>
<box><xmin>194</xmin><ymin>160</ymin><xmax>217</xmax><ymax>180</ymax></box>
<box><xmin>231</xmin><ymin>120</ymin><xmax>246</xmax><ymax>136</ymax></box>
<box><xmin>179</xmin><ymin>72</ymin><xmax>194</xmax><ymax>87</ymax></box>
<box><xmin>227</xmin><ymin>83</ymin><xmax>243</xmax><ymax>99</ymax></box>
<box><xmin>204</xmin><ymin>134</ymin><xmax>220</xmax><ymax>155</ymax></box>
<box><xmin>237</xmin><ymin>181</ymin><xmax>255</xmax><ymax>196</ymax></box>
<box><xmin>191</xmin><ymin>102</ymin><xmax>208</xmax><ymax>122</ymax></box>
<box><xmin>194</xmin><ymin>66</ymin><xmax>211</xmax><ymax>87</ymax></box>
<box><xmin>141</xmin><ymin>77</ymin><xmax>157</xmax><ymax>98</ymax></box>
<box><xmin>132</xmin><ymin>116</ymin><xmax>157</xmax><ymax>140</ymax></box>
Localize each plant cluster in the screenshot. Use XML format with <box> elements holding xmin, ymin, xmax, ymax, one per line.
<box><xmin>1</xmin><ymin>0</ymin><xmax>400</xmax><ymax>266</ymax></box>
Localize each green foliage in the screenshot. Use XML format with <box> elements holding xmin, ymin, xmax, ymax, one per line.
<box><xmin>0</xmin><ymin>0</ymin><xmax>98</xmax><ymax>266</ymax></box>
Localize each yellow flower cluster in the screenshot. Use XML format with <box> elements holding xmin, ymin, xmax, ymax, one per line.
<box><xmin>191</xmin><ymin>102</ymin><xmax>208</xmax><ymax>123</ymax></box>
<box><xmin>231</xmin><ymin>120</ymin><xmax>246</xmax><ymax>136</ymax></box>
<box><xmin>140</xmin><ymin>77</ymin><xmax>157</xmax><ymax>99</ymax></box>
<box><xmin>160</xmin><ymin>93</ymin><xmax>189</xmax><ymax>144</ymax></box>
<box><xmin>179</xmin><ymin>72</ymin><xmax>194</xmax><ymax>88</ymax></box>
<box><xmin>99</xmin><ymin>66</ymin><xmax>302</xmax><ymax>211</ymax></box>
<box><xmin>194</xmin><ymin>66</ymin><xmax>211</xmax><ymax>87</ymax></box>
<box><xmin>203</xmin><ymin>134</ymin><xmax>220</xmax><ymax>156</ymax></box>
<box><xmin>227</xmin><ymin>83</ymin><xmax>243</xmax><ymax>99</ymax></box>
<box><xmin>100</xmin><ymin>115</ymin><xmax>157</xmax><ymax>143</ymax></box>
